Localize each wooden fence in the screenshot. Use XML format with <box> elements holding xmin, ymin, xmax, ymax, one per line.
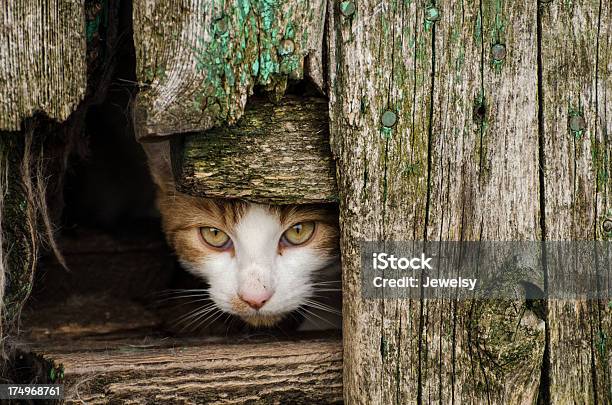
<box><xmin>1</xmin><ymin>0</ymin><xmax>610</xmax><ymax>403</ymax></box>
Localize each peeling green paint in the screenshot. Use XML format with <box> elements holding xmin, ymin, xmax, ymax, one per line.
<box><xmin>381</xmin><ymin>126</ymin><xmax>393</xmax><ymax>139</ymax></box>
<box><xmin>597</xmin><ymin>331</ymin><xmax>608</xmax><ymax>358</ymax></box>
<box><xmin>145</xmin><ymin>0</ymin><xmax>319</xmax><ymax>124</ymax></box>
<box><xmin>424</xmin><ymin>4</ymin><xmax>440</xmax><ymax>31</ymax></box>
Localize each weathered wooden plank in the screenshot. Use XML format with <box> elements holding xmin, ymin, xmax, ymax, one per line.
<box><xmin>174</xmin><ymin>96</ymin><xmax>337</xmax><ymax>204</ymax></box>
<box><xmin>330</xmin><ymin>0</ymin><xmax>546</xmax><ymax>403</ymax></box>
<box><xmin>133</xmin><ymin>0</ymin><xmax>327</xmax><ymax>139</ymax></box>
<box><xmin>0</xmin><ymin>0</ymin><xmax>87</xmax><ymax>130</ymax></box>
<box><xmin>26</xmin><ymin>335</ymin><xmax>342</xmax><ymax>404</ymax></box>
<box><xmin>328</xmin><ymin>0</ymin><xmax>431</xmax><ymax>403</ymax></box>
<box><xmin>540</xmin><ymin>0</ymin><xmax>612</xmax><ymax>402</ymax></box>
<box><xmin>596</xmin><ymin>0</ymin><xmax>612</xmax><ymax>399</ymax></box>
<box><xmin>425</xmin><ymin>0</ymin><xmax>544</xmax><ymax>403</ymax></box>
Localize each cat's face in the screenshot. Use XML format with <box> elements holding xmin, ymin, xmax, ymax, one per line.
<box><xmin>157</xmin><ymin>194</ymin><xmax>339</xmax><ymax>327</ymax></box>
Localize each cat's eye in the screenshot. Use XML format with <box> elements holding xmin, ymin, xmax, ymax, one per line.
<box><xmin>282</xmin><ymin>222</ymin><xmax>315</xmax><ymax>246</ymax></box>
<box><xmin>200</xmin><ymin>227</ymin><xmax>231</xmax><ymax>249</ymax></box>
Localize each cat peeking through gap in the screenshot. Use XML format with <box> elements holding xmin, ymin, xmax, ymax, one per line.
<box><xmin>143</xmin><ymin>141</ymin><xmax>341</xmax><ymax>330</ymax></box>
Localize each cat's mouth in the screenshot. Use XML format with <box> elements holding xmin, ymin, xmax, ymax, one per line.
<box><xmin>240</xmin><ymin>314</ymin><xmax>284</xmax><ymax>327</ymax></box>
<box><xmin>229</xmin><ymin>296</ymin><xmax>286</xmax><ymax>327</ymax></box>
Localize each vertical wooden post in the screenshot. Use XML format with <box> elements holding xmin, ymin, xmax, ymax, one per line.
<box><xmin>329</xmin><ymin>0</ymin><xmax>548</xmax><ymax>402</ymax></box>
<box><xmin>426</xmin><ymin>0</ymin><xmax>545</xmax><ymax>402</ymax></box>
<box><xmin>540</xmin><ymin>0</ymin><xmax>612</xmax><ymax>402</ymax></box>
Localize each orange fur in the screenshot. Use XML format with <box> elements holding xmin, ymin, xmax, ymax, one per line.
<box><xmin>156</xmin><ymin>188</ymin><xmax>338</xmax><ymax>266</ymax></box>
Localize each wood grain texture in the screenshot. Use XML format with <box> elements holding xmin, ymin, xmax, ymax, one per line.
<box><xmin>540</xmin><ymin>0</ymin><xmax>612</xmax><ymax>402</ymax></box>
<box><xmin>175</xmin><ymin>96</ymin><xmax>337</xmax><ymax>204</ymax></box>
<box><xmin>328</xmin><ymin>0</ymin><xmax>545</xmax><ymax>403</ymax></box>
<box><xmin>132</xmin><ymin>0</ymin><xmax>327</xmax><ymax>139</ymax></box>
<box><xmin>328</xmin><ymin>0</ymin><xmax>428</xmax><ymax>402</ymax></box>
<box><xmin>27</xmin><ymin>335</ymin><xmax>342</xmax><ymax>404</ymax></box>
<box><xmin>425</xmin><ymin>0</ymin><xmax>544</xmax><ymax>403</ymax></box>
<box><xmin>0</xmin><ymin>0</ymin><xmax>86</xmax><ymax>130</ymax></box>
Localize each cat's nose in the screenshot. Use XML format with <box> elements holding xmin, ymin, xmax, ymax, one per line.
<box><xmin>239</xmin><ymin>290</ymin><xmax>273</xmax><ymax>310</ymax></box>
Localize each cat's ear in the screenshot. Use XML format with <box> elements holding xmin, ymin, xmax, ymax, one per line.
<box><xmin>140</xmin><ymin>140</ymin><xmax>175</xmax><ymax>192</ymax></box>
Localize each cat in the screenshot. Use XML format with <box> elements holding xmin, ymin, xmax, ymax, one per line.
<box><xmin>142</xmin><ymin>141</ymin><xmax>341</xmax><ymax>330</ymax></box>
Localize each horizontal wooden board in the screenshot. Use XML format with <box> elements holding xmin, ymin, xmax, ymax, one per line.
<box><xmin>25</xmin><ymin>334</ymin><xmax>342</xmax><ymax>404</ymax></box>
<box><xmin>173</xmin><ymin>96</ymin><xmax>337</xmax><ymax>204</ymax></box>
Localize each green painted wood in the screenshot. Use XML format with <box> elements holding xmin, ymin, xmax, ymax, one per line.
<box><xmin>133</xmin><ymin>0</ymin><xmax>327</xmax><ymax>139</ymax></box>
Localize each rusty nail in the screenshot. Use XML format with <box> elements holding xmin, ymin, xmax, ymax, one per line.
<box><xmin>603</xmin><ymin>218</ymin><xmax>612</xmax><ymax>235</ymax></box>
<box><xmin>569</xmin><ymin>114</ymin><xmax>586</xmax><ymax>132</ymax></box>
<box><xmin>492</xmin><ymin>44</ymin><xmax>506</xmax><ymax>61</ymax></box>
<box><xmin>278</xmin><ymin>39</ymin><xmax>295</xmax><ymax>56</ymax></box>
<box><xmin>382</xmin><ymin>111</ymin><xmax>397</xmax><ymax>128</ymax></box>
<box><xmin>425</xmin><ymin>6</ymin><xmax>440</xmax><ymax>22</ymax></box>
<box><xmin>340</xmin><ymin>1</ymin><xmax>356</xmax><ymax>17</ymax></box>
<box><xmin>215</xmin><ymin>17</ymin><xmax>228</xmax><ymax>34</ymax></box>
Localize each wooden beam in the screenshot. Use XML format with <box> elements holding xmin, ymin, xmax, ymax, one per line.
<box><xmin>26</xmin><ymin>334</ymin><xmax>342</xmax><ymax>404</ymax></box>
<box><xmin>173</xmin><ymin>96</ymin><xmax>337</xmax><ymax>204</ymax></box>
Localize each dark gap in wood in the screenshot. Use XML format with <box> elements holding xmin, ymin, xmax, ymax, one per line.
<box><xmin>476</xmin><ymin>0</ymin><xmax>486</xmax><ymax>182</ymax></box>
<box><xmin>535</xmin><ymin>2</ymin><xmax>551</xmax><ymax>404</ymax></box>
<box><xmin>592</xmin><ymin>0</ymin><xmax>607</xmax><ymax>401</ymax></box>
<box><xmin>418</xmin><ymin>12</ymin><xmax>438</xmax><ymax>405</ymax></box>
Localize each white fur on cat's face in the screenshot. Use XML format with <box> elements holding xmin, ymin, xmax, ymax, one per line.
<box><xmin>158</xmin><ymin>197</ymin><xmax>339</xmax><ymax>327</ymax></box>
<box><xmin>180</xmin><ymin>205</ymin><xmax>336</xmax><ymax>325</ymax></box>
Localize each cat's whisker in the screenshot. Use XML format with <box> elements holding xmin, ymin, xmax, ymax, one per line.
<box><xmin>180</xmin><ymin>306</ymin><xmax>222</xmax><ymax>331</ymax></box>
<box><xmin>174</xmin><ymin>305</ymin><xmax>216</xmax><ymax>325</ymax></box>
<box><xmin>196</xmin><ymin>308</ymin><xmax>227</xmax><ymax>331</ymax></box>
<box><xmin>224</xmin><ymin>315</ymin><xmax>237</xmax><ymax>336</ymax></box>
<box><xmin>155</xmin><ymin>290</ymin><xmax>211</xmax><ymax>302</ymax></box>
<box><xmin>175</xmin><ymin>309</ymin><xmax>218</xmax><ymax>330</ymax></box>
<box><xmin>288</xmin><ymin>311</ymin><xmax>300</xmax><ymax>323</ymax></box>
<box><xmin>295</xmin><ymin>308</ymin><xmax>316</xmax><ymax>325</ymax></box>
<box><xmin>297</xmin><ymin>306</ymin><xmax>338</xmax><ymax>328</ymax></box>
<box><xmin>303</xmin><ymin>299</ymin><xmax>342</xmax><ymax>315</ymax></box>
<box><xmin>174</xmin><ymin>303</ymin><xmax>218</xmax><ymax>326</ymax></box>
<box><xmin>158</xmin><ymin>296</ymin><xmax>212</xmax><ymax>305</ymax></box>
<box><xmin>222</xmin><ymin>313</ymin><xmax>232</xmax><ymax>325</ymax></box>
<box><xmin>156</xmin><ymin>288</ymin><xmax>210</xmax><ymax>296</ymax></box>
<box><xmin>309</xmin><ymin>280</ymin><xmax>342</xmax><ymax>286</ymax></box>
<box><xmin>164</xmin><ymin>297</ymin><xmax>214</xmax><ymax>309</ymax></box>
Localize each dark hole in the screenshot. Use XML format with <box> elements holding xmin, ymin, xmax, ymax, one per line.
<box><xmin>473</xmin><ymin>101</ymin><xmax>487</xmax><ymax>123</ymax></box>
